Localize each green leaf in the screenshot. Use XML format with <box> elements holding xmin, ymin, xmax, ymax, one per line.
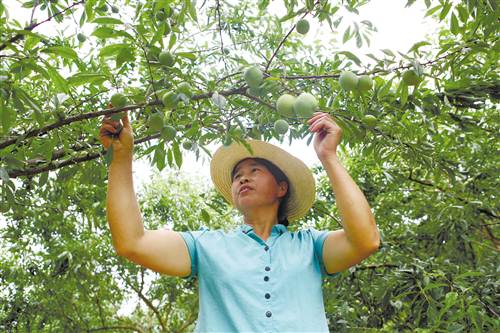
<box><xmin>15</xmin><ymin>87</ymin><xmax>42</xmax><ymax>114</ymax></box>
<box><xmin>337</xmin><ymin>51</ymin><xmax>361</xmax><ymax>66</ymax></box>
<box><xmin>258</xmin><ymin>0</ymin><xmax>270</xmax><ymax>11</ymax></box>
<box><xmin>116</xmin><ymin>48</ymin><xmax>135</xmax><ymax>68</ymax></box>
<box><xmin>439</xmin><ymin>2</ymin><xmax>452</xmax><ymax>21</ymax></box>
<box><xmin>425</xmin><ymin>5</ymin><xmax>442</xmax><ymax>17</ymax></box>
<box><xmin>154</xmin><ymin>145</ymin><xmax>166</xmax><ymax>171</ymax></box>
<box><xmin>168</xmin><ymin>33</ymin><xmax>177</xmax><ymax>50</ymax></box>
<box><xmin>343</xmin><ymin>26</ymin><xmax>351</xmax><ymax>43</ymax></box>
<box><xmin>99</xmin><ymin>43</ymin><xmax>129</xmax><ymax>58</ymax></box>
<box><xmin>408</xmin><ymin>41</ymin><xmax>431</xmax><ymax>53</ymax></box>
<box><xmin>92</xmin><ymin>27</ymin><xmax>116</xmax><ymax>39</ymax></box>
<box><xmin>400</xmin><ymin>82</ymin><xmax>408</xmax><ymax>106</ymax></box>
<box><xmin>187</xmin><ymin>0</ymin><xmax>197</xmax><ymax>22</ymax></box>
<box><xmin>84</xmin><ymin>0</ymin><xmax>95</xmax><ymax>22</ymax></box>
<box><xmin>79</xmin><ymin>8</ymin><xmax>86</xmax><ymax>27</ymax></box>
<box><xmin>1</xmin><ymin>105</ymin><xmax>16</xmax><ymax>133</ymax></box>
<box><xmin>381</xmin><ymin>49</ymin><xmax>395</xmax><ymax>57</ymax></box>
<box><xmin>24</xmin><ymin>35</ymin><xmax>41</xmax><ymax>51</ymax></box>
<box><xmin>356</xmin><ymin>33</ymin><xmax>362</xmax><ymax>48</ymax></box>
<box><xmin>0</xmin><ymin>167</ymin><xmax>10</xmax><ymax>183</ymax></box>
<box><xmin>176</xmin><ymin>52</ymin><xmax>197</xmax><ymax>61</ymax></box>
<box><xmin>456</xmin><ymin>5</ymin><xmax>468</xmax><ymax>23</ymax></box>
<box><xmin>105</xmin><ymin>144</ymin><xmax>114</xmax><ymax>167</ymax></box>
<box><xmin>166</xmin><ymin>147</ymin><xmax>173</xmax><ymax>167</ymax></box>
<box><xmin>45</xmin><ymin>63</ymin><xmax>68</xmax><ymax>93</ymax></box>
<box><xmin>201</xmin><ymin>209</ymin><xmax>210</xmax><ymax>223</ymax></box>
<box><xmin>92</xmin><ymin>17</ymin><xmax>123</xmax><ymax>25</ymax></box>
<box><xmin>450</xmin><ymin>13</ymin><xmax>459</xmax><ymax>35</ymax></box>
<box><xmin>172</xmin><ymin>141</ymin><xmax>182</xmax><ymax>168</ymax></box>
<box><xmin>151</xmin><ymin>21</ymin><xmax>166</xmax><ymax>45</ymax></box>
<box><xmin>67</xmin><ymin>73</ymin><xmax>108</xmax><ymax>86</ymax></box>
<box><xmin>42</xmin><ymin>46</ymin><xmax>79</xmax><ymax>61</ymax></box>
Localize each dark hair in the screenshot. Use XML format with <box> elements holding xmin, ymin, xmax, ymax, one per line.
<box><xmin>231</xmin><ymin>158</ymin><xmax>291</xmax><ymax>227</ymax></box>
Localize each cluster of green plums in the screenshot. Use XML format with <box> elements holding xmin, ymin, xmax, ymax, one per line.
<box><xmin>108</xmin><ymin>81</ymin><xmax>195</xmax><ymax>147</ymax></box>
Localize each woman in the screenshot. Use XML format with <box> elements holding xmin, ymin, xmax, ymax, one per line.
<box><xmin>180</xmin><ymin>112</ymin><xmax>382</xmax><ymax>332</ymax></box>
<box><xmin>100</xmin><ymin>110</ymin><xmax>381</xmax><ymax>332</ymax></box>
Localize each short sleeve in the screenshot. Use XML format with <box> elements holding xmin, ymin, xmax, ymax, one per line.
<box><xmin>309</xmin><ymin>227</ymin><xmax>341</xmax><ymax>279</ymax></box>
<box><xmin>178</xmin><ymin>228</ymin><xmax>209</xmax><ymax>280</ymax></box>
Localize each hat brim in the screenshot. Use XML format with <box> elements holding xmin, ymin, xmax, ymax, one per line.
<box><xmin>210</xmin><ymin>139</ymin><xmax>315</xmax><ymax>222</ymax></box>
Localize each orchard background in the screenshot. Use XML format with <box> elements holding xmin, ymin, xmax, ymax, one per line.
<box><xmin>0</xmin><ymin>0</ymin><xmax>498</xmax><ymax>331</ymax></box>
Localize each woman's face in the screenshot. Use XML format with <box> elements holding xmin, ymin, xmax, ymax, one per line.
<box><xmin>230</xmin><ymin>158</ymin><xmax>288</xmax><ymax>213</ymax></box>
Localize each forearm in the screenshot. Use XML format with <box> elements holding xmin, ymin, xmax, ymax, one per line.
<box><xmin>321</xmin><ymin>155</ymin><xmax>380</xmax><ymax>251</ymax></box>
<box><xmin>106</xmin><ymin>155</ymin><xmax>145</xmax><ymax>254</ymax></box>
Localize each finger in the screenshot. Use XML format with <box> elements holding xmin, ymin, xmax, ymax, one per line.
<box><xmin>101</xmin><ymin>124</ymin><xmax>118</xmax><ymax>133</ymax></box>
<box><xmin>100</xmin><ymin>126</ymin><xmax>117</xmax><ymax>137</ymax></box>
<box><xmin>102</xmin><ymin>117</ymin><xmax>120</xmax><ymax>126</ymax></box>
<box><xmin>101</xmin><ymin>123</ymin><xmax>119</xmax><ymax>133</ymax></box>
<box><xmin>310</xmin><ymin>119</ymin><xmax>335</xmax><ymax>133</ymax></box>
<box><xmin>307</xmin><ymin>112</ymin><xmax>327</xmax><ymax>124</ymax></box>
<box><xmin>309</xmin><ymin>115</ymin><xmax>329</xmax><ymax>130</ymax></box>
<box><xmin>121</xmin><ymin>111</ymin><xmax>130</xmax><ymax>128</ymax></box>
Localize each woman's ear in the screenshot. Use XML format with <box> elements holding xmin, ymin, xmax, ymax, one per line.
<box><xmin>278</xmin><ymin>181</ymin><xmax>288</xmax><ymax>198</ymax></box>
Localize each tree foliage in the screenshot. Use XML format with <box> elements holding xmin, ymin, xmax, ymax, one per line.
<box><xmin>0</xmin><ymin>0</ymin><xmax>498</xmax><ymax>331</ymax></box>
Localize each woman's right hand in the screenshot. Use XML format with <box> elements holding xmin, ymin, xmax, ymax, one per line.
<box><xmin>99</xmin><ymin>106</ymin><xmax>134</xmax><ymax>159</ymax></box>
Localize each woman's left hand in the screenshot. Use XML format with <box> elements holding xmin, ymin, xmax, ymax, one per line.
<box><xmin>307</xmin><ymin>112</ymin><xmax>342</xmax><ymax>161</ymax></box>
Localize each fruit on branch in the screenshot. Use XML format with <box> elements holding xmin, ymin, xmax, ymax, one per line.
<box><xmin>110</xmin><ymin>93</ymin><xmax>127</xmax><ymax>108</ymax></box>
<box><xmin>339</xmin><ymin>71</ymin><xmax>358</xmax><ymax>91</ymax></box>
<box><xmin>296</xmin><ymin>19</ymin><xmax>310</xmax><ymax>34</ymax></box>
<box><xmin>357</xmin><ymin>75</ymin><xmax>373</xmax><ymax>92</ymax></box>
<box><xmin>244</xmin><ymin>66</ymin><xmax>263</xmax><ymax>88</ymax></box>
<box><xmin>161</xmin><ymin>125</ymin><xmax>176</xmax><ymax>141</ymax></box>
<box><xmin>162</xmin><ymin>91</ymin><xmax>178</xmax><ymax>109</ymax></box>
<box><xmin>158</xmin><ymin>51</ymin><xmax>175</xmax><ymax>67</ymax></box>
<box><xmin>77</xmin><ymin>33</ymin><xmax>86</xmax><ymax>43</ymax></box>
<box><xmin>182</xmin><ymin>141</ymin><xmax>193</xmax><ymax>150</ymax></box>
<box><xmin>274</xmin><ymin>119</ymin><xmax>289</xmax><ymax>134</ymax></box>
<box><xmin>148</xmin><ymin>112</ymin><xmax>165</xmax><ymax>131</ymax></box>
<box><xmin>293</xmin><ymin>92</ymin><xmax>318</xmax><ymax>118</ymax></box>
<box><xmin>362</xmin><ymin>114</ymin><xmax>377</xmax><ymax>128</ymax></box>
<box><xmin>402</xmin><ymin>69</ymin><xmax>421</xmax><ymax>86</ymax></box>
<box><xmin>177</xmin><ymin>82</ymin><xmax>193</xmax><ymax>98</ymax></box>
<box><xmin>276</xmin><ymin>94</ymin><xmax>296</xmax><ymax>117</ymax></box>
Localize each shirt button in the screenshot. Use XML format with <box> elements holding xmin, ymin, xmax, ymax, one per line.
<box><xmin>265</xmin><ymin>293</ymin><xmax>271</xmax><ymax>299</ymax></box>
<box><xmin>264</xmin><ymin>245</ymin><xmax>269</xmax><ymax>251</ymax></box>
<box><xmin>266</xmin><ymin>311</ymin><xmax>272</xmax><ymax>318</ymax></box>
<box><xmin>264</xmin><ymin>276</ymin><xmax>269</xmax><ymax>282</ymax></box>
<box><xmin>265</xmin><ymin>266</ymin><xmax>271</xmax><ymax>271</ymax></box>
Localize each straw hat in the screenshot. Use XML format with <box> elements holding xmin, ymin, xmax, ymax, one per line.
<box><xmin>210</xmin><ymin>139</ymin><xmax>316</xmax><ymax>222</ymax></box>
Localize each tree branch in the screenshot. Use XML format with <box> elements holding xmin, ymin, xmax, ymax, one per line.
<box><xmin>0</xmin><ymin>0</ymin><xmax>85</xmax><ymax>52</ymax></box>
<box><xmin>123</xmin><ymin>278</ymin><xmax>166</xmax><ymax>332</ymax></box>
<box><xmin>87</xmin><ymin>325</ymin><xmax>144</xmax><ymax>333</ymax></box>
<box><xmin>0</xmin><ymin>86</ymin><xmax>245</xmax><ymax>151</ymax></box>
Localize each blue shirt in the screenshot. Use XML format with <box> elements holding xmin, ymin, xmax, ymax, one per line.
<box><xmin>178</xmin><ymin>223</ymin><xmax>340</xmax><ymax>332</ymax></box>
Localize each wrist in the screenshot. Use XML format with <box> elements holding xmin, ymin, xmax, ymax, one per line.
<box><xmin>112</xmin><ymin>152</ymin><xmax>133</xmax><ymax>164</ymax></box>
<box><xmin>319</xmin><ymin>154</ymin><xmax>340</xmax><ymax>165</ymax></box>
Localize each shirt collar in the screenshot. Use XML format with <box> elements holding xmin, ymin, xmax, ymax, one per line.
<box><xmin>239</xmin><ymin>223</ymin><xmax>288</xmax><ymax>236</ymax></box>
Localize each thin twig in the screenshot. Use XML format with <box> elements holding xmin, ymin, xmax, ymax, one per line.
<box><xmin>0</xmin><ymin>0</ymin><xmax>85</xmax><ymax>52</ymax></box>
